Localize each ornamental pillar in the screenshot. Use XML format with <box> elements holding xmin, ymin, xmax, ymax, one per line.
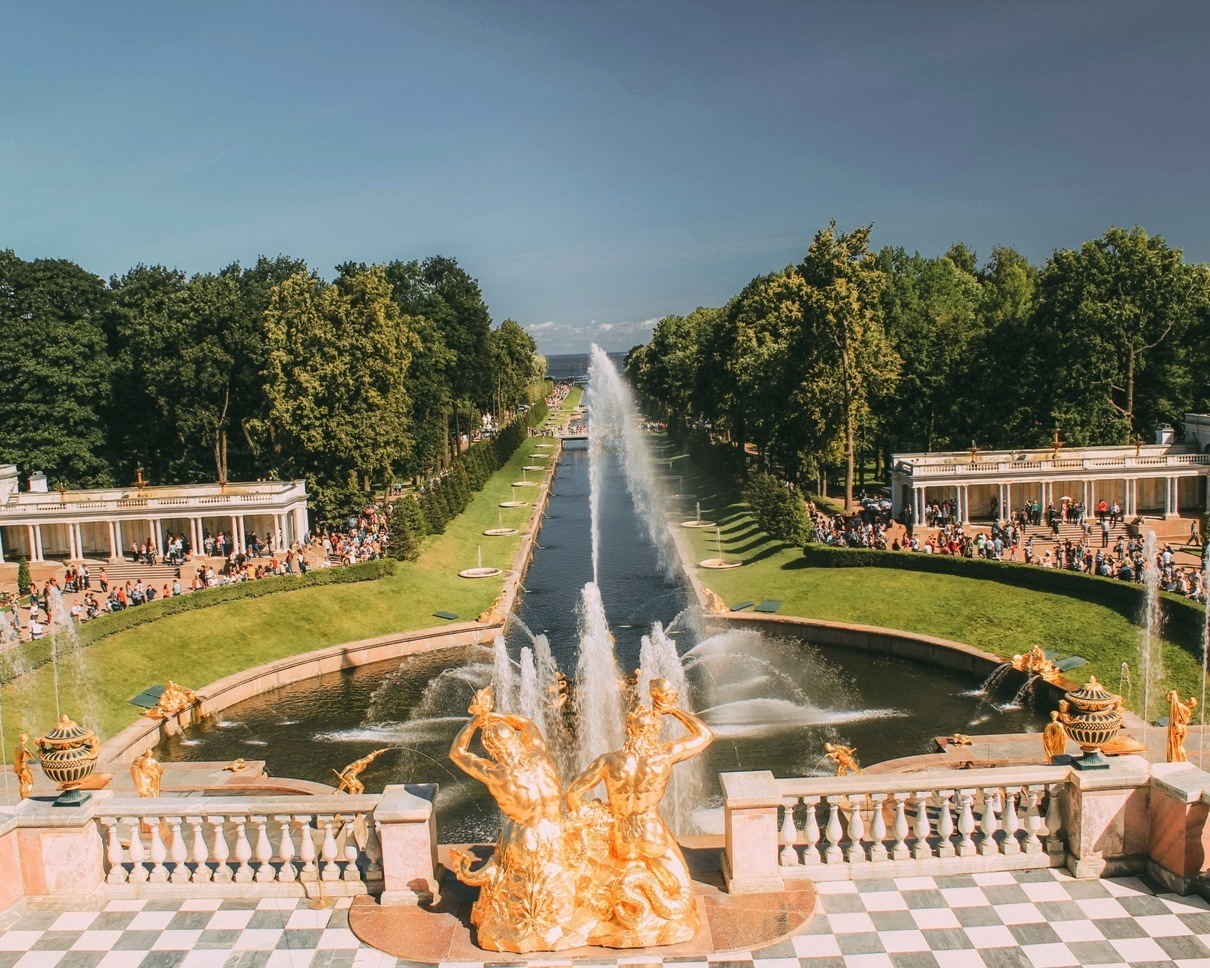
<box><xmin>34</xmin><ymin>525</ymin><xmax>44</xmax><ymax>562</ymax></box>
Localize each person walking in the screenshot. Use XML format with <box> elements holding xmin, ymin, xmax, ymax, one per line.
<box><xmin>1101</xmin><ymin>517</ymin><xmax>1110</xmax><ymax>548</ymax></box>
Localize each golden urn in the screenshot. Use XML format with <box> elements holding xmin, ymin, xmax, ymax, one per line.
<box><xmin>1057</xmin><ymin>676</ymin><xmax>1122</xmax><ymax>771</ymax></box>
<box><xmin>37</xmin><ymin>714</ymin><xmax>100</xmax><ymax>805</ymax></box>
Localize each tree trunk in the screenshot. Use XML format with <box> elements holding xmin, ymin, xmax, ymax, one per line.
<box><xmin>841</xmin><ymin>324</ymin><xmax>855</xmax><ymax>510</ymax></box>
<box><xmin>1125</xmin><ymin>344</ymin><xmax>1136</xmax><ymax>442</ymax></box>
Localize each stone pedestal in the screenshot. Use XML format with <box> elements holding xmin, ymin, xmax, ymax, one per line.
<box><xmin>13</xmin><ymin>793</ymin><xmax>109</xmax><ymax>902</ymax></box>
<box><xmin>1062</xmin><ymin>755</ymin><xmax>1150</xmax><ymax>878</ymax></box>
<box><xmin>376</xmin><ymin>783</ymin><xmax>439</xmax><ymax>905</ymax></box>
<box><xmin>720</xmin><ymin>771</ymin><xmax>784</xmax><ymax>894</ymax></box>
<box><xmin>1147</xmin><ymin>763</ymin><xmax>1210</xmax><ymax>894</ymax></box>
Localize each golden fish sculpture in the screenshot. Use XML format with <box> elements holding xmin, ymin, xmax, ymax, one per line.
<box><xmin>449</xmin><ymin>678</ymin><xmax>714</xmax><ymax>952</ymax></box>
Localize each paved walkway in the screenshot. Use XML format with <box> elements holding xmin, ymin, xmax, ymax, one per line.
<box><xmin>2</xmin><ymin>867</ymin><xmax>1209</xmax><ymax>968</ymax></box>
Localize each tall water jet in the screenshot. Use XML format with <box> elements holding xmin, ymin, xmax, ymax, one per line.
<box><xmin>1138</xmin><ymin>530</ymin><xmax>1165</xmax><ymax>730</ymax></box>
<box><xmin>573</xmin><ymin>582</ymin><xmax>624</xmax><ymax>770</ymax></box>
<box><xmin>490</xmin><ymin>634</ymin><xmax>517</xmax><ymax>714</ymax></box>
<box><xmin>587</xmin><ymin>344</ymin><xmax>675</xmax><ymax>578</ymax></box>
<box><xmin>46</xmin><ymin>587</ymin><xmax>98</xmax><ymax>730</ymax></box>
<box><xmin>1202</xmin><ymin>551</ymin><xmax>1210</xmax><ymax>767</ymax></box>
<box><xmin>518</xmin><ymin>647</ymin><xmax>543</xmax><ymax>739</ymax></box>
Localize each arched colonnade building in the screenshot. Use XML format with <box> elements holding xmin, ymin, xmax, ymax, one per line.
<box><xmin>890</xmin><ymin>414</ymin><xmax>1210</xmax><ymax>525</ymax></box>
<box><xmin>0</xmin><ymin>467</ymin><xmax>309</xmax><ymax>563</ymax></box>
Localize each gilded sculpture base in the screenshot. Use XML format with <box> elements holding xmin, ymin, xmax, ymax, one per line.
<box><xmin>447</xmin><ymin>679</ymin><xmax>714</xmax><ymax>952</ymax></box>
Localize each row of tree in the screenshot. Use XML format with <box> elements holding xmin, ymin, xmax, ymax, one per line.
<box><xmin>626</xmin><ymin>224</ymin><xmax>1210</xmax><ymax>507</ymax></box>
<box><xmin>0</xmin><ymin>250</ymin><xmax>545</xmax><ymax>520</ymax></box>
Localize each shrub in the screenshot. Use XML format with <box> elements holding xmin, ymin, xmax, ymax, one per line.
<box><xmin>387</xmin><ymin>498</ymin><xmax>424</xmax><ymax>561</ymax></box>
<box><xmin>743</xmin><ymin>472</ymin><xmax>811</xmax><ymax>545</ymax></box>
<box><xmin>16</xmin><ymin>557</ymin><xmax>31</xmax><ymax>596</ymax></box>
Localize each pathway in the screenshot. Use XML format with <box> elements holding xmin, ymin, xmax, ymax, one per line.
<box><xmin>2</xmin><ymin>868</ymin><xmax>1207</xmax><ymax>967</ymax></box>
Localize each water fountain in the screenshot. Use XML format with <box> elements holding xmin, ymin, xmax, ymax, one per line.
<box><xmin>1201</xmin><ymin>552</ymin><xmax>1210</xmax><ymax>768</ymax></box>
<box><xmin>499</xmin><ymin>486</ymin><xmax>528</xmax><ymax>509</ymax></box>
<box><xmin>483</xmin><ymin>511</ymin><xmax>519</xmax><ymax>537</ymax></box>
<box><xmin>511</xmin><ymin>468</ymin><xmax>539</xmax><ymax>488</ymax></box>
<box><xmin>699</xmin><ymin>526</ymin><xmax>742</xmax><ymax>570</ymax></box>
<box><xmin>1138</xmin><ymin>531</ymin><xmax>1165</xmax><ymax>736</ymax></box>
<box><xmin>681</xmin><ymin>500</ymin><xmax>715</xmax><ymax>529</ymax></box>
<box><xmin>459</xmin><ymin>546</ymin><xmax>504</xmax><ymax>579</ymax></box>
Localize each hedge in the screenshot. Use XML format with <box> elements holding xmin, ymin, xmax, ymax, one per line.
<box><xmin>0</xmin><ymin>558</ymin><xmax>397</xmax><ymax>685</ymax></box>
<box><xmin>798</xmin><ymin>543</ymin><xmax>1206</xmax><ymax>654</ymax></box>
<box><xmin>743</xmin><ymin>472</ymin><xmax>810</xmax><ymax>545</ymax></box>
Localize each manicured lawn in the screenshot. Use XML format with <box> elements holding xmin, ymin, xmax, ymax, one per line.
<box><xmin>655</xmin><ymin>435</ymin><xmax>1203</xmax><ymax>719</ymax></box>
<box><xmin>0</xmin><ymin>387</ymin><xmax>583</xmax><ymax>743</ymax></box>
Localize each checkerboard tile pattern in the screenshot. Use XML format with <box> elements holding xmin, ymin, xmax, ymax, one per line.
<box><xmin>1</xmin><ymin>868</ymin><xmax>1209</xmax><ymax>967</ymax></box>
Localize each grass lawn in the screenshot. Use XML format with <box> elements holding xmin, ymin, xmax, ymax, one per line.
<box><xmin>655</xmin><ymin>435</ymin><xmax>1203</xmax><ymax>719</ymax></box>
<box><xmin>0</xmin><ymin>387</ymin><xmax>583</xmax><ymax>744</ymax></box>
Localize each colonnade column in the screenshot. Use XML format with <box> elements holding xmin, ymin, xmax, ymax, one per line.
<box><xmin>1088</xmin><ymin>479</ymin><xmax>1096</xmax><ymax>513</ymax></box>
<box><xmin>0</xmin><ymin>527</ymin><xmax>5</xmax><ymax>563</ymax></box>
<box><xmin>1165</xmin><ymin>476</ymin><xmax>1178</xmax><ymax>517</ymax></box>
<box><xmin>70</xmin><ymin>523</ymin><xmax>81</xmax><ymax>561</ymax></box>
<box><xmin>1005</xmin><ymin>483</ymin><xmax>1013</xmax><ymax>520</ymax></box>
<box><xmin>154</xmin><ymin>519</ymin><xmax>165</xmax><ymax>555</ymax></box>
<box><xmin>107</xmin><ymin>521</ymin><xmax>118</xmax><ymax>562</ymax></box>
<box><xmin>34</xmin><ymin>524</ymin><xmax>44</xmax><ymax>561</ymax></box>
<box><xmin>114</xmin><ymin>520</ymin><xmax>124</xmax><ymax>561</ymax></box>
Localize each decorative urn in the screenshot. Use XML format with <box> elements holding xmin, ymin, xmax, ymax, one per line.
<box><xmin>37</xmin><ymin>714</ymin><xmax>100</xmax><ymax>805</ymax></box>
<box><xmin>1057</xmin><ymin>676</ymin><xmax>1122</xmax><ymax>771</ymax></box>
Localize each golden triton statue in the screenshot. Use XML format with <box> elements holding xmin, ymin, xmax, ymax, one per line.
<box><xmin>1011</xmin><ymin>646</ymin><xmax>1062</xmax><ymax>683</ymax></box>
<box><xmin>565</xmin><ymin>677</ymin><xmax>714</xmax><ymax>948</ymax></box>
<box><xmin>1042</xmin><ymin>710</ymin><xmax>1068</xmax><ymax>764</ymax></box>
<box><xmin>449</xmin><ymin>686</ymin><xmax>590</xmax><ymax>952</ymax></box>
<box><xmin>824</xmin><ymin>742</ymin><xmax>862</xmax><ymax>776</ymax></box>
<box><xmin>130</xmin><ymin>748</ymin><xmax>163</xmax><ymax>798</ymax></box>
<box><xmin>333</xmin><ymin>748</ymin><xmax>390</xmax><ymax>795</ymax></box>
<box><xmin>1166</xmin><ymin>689</ymin><xmax>1198</xmax><ymax>763</ymax></box>
<box><xmin>145</xmin><ymin>681</ymin><xmax>200</xmax><ymax>733</ymax></box>
<box><xmin>14</xmin><ymin>733</ymin><xmax>34</xmax><ymax>800</ymax></box>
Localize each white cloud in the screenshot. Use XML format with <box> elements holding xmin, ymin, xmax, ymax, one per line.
<box><xmin>522</xmin><ymin>315</ymin><xmax>664</xmax><ymax>355</ymax></box>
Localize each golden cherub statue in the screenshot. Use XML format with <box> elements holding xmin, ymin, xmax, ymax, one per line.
<box><xmin>1042</xmin><ymin>709</ymin><xmax>1068</xmax><ymax>764</ymax></box>
<box><xmin>14</xmin><ymin>734</ymin><xmax>34</xmax><ymax>800</ymax></box>
<box><xmin>145</xmin><ymin>680</ymin><xmax>199</xmax><ymax>722</ymax></box>
<box><xmin>702</xmin><ymin>587</ymin><xmax>728</xmax><ymax>615</ymax></box>
<box><xmin>449</xmin><ymin>686</ymin><xmax>590</xmax><ymax>952</ymax></box>
<box><xmin>130</xmin><ymin>748</ymin><xmax>163</xmax><ymax>798</ymax></box>
<box><xmin>1167</xmin><ymin>690</ymin><xmax>1198</xmax><ymax>763</ymax></box>
<box><xmin>333</xmin><ymin>748</ymin><xmax>390</xmax><ymax>795</ymax></box>
<box><xmin>1011</xmin><ymin>646</ymin><xmax>1062</xmax><ymax>682</ymax></box>
<box><xmin>824</xmin><ymin>743</ymin><xmax>862</xmax><ymax>776</ymax></box>
<box><xmin>949</xmin><ymin>734</ymin><xmax>973</xmax><ymax>746</ymax></box>
<box><xmin>565</xmin><ymin>677</ymin><xmax>715</xmax><ymax>948</ymax></box>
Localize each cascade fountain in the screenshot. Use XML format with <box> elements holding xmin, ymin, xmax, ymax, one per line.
<box><xmin>1138</xmin><ymin>531</ymin><xmax>1165</xmax><ymax>735</ymax></box>
<box><xmin>573</xmin><ymin>582</ymin><xmax>625</xmax><ymax>770</ymax></box>
<box><xmin>490</xmin><ymin>635</ymin><xmax>517</xmax><ymax>714</ymax></box>
<box><xmin>682</xmin><ymin>500</ymin><xmax>715</xmax><ymax>529</ymax></box>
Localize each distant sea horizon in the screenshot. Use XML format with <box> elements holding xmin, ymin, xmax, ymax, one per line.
<box><xmin>544</xmin><ymin>351</ymin><xmax>628</xmax><ymax>380</ymax></box>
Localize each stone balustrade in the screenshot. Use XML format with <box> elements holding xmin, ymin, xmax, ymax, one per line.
<box><xmin>98</xmin><ymin>794</ymin><xmax>384</xmax><ymax>896</ymax></box>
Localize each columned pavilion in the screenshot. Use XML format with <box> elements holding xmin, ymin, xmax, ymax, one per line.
<box><xmin>0</xmin><ymin>466</ymin><xmax>309</xmax><ymax>562</ymax></box>
<box><xmin>890</xmin><ymin>414</ymin><xmax>1210</xmax><ymax>525</ymax></box>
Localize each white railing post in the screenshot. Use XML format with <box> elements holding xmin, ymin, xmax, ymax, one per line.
<box><xmin>979</xmin><ymin>788</ymin><xmax>1001</xmax><ymax>856</ymax></box>
<box><xmin>167</xmin><ymin>817</ymin><xmax>189</xmax><ymax>883</ymax></box>
<box><xmin>956</xmin><ymin>789</ymin><xmax>977</xmax><ymax>856</ymax></box>
<box><xmin>912</xmin><ymin>792</ymin><xmax>933</xmax><ymax>860</ymax></box>
<box><xmin>189</xmin><ymin>818</ymin><xmax>211</xmax><ymax>883</ymax></box>
<box><xmin>891</xmin><ymin>792</ymin><xmax>910</xmax><ymax>860</ymax></box>
<box><xmin>780</xmin><ymin>799</ymin><xmax>799</xmax><ymax>866</ymax></box>
<box><xmin>1001</xmin><ymin>789</ymin><xmax>1021</xmax><ymax>855</ymax></box>
<box><xmin>277</xmin><ymin>817</ymin><xmax>297</xmax><ymax>882</ymax></box>
<box><xmin>210</xmin><ymin>816</ymin><xmax>232</xmax><ymax>883</ymax></box>
<box><xmin>801</xmin><ymin>795</ymin><xmax>821</xmax><ymax>865</ymax></box>
<box><xmin>824</xmin><ymin>796</ymin><xmax>845</xmax><ymax>864</ymax></box>
<box><xmin>846</xmin><ymin>796</ymin><xmax>867</xmax><ymax>863</ymax></box>
<box><xmin>868</xmin><ymin>793</ymin><xmax>888</xmax><ymax>862</ymax></box>
<box><xmin>935</xmin><ymin>790</ymin><xmax>955</xmax><ymax>858</ymax></box>
<box><xmin>719</xmin><ymin>772</ymin><xmax>785</xmax><ymax>893</ymax></box>
<box><xmin>253</xmin><ymin>817</ymin><xmax>274</xmax><ymax>882</ymax></box>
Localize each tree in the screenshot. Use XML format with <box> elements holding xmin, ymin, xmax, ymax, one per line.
<box><xmin>798</xmin><ymin>223</ymin><xmax>899</xmax><ymax>508</ymax></box>
<box><xmin>1029</xmin><ymin>226</ymin><xmax>1210</xmax><ymax>443</ymax></box>
<box><xmin>489</xmin><ymin>319</ymin><xmax>539</xmax><ymax>414</ymax></box>
<box><xmin>0</xmin><ymin>251</ymin><xmax>114</xmax><ymax>486</ymax></box>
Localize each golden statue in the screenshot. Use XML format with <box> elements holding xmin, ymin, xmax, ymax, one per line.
<box><xmin>130</xmin><ymin>749</ymin><xmax>163</xmax><ymax>798</ymax></box>
<box><xmin>1011</xmin><ymin>646</ymin><xmax>1062</xmax><ymax>682</ymax></box>
<box><xmin>334</xmin><ymin>748</ymin><xmax>390</xmax><ymax>795</ymax></box>
<box><xmin>1042</xmin><ymin>710</ymin><xmax>1068</xmax><ymax>763</ymax></box>
<box><xmin>949</xmin><ymin>734</ymin><xmax>973</xmax><ymax>746</ymax></box>
<box><xmin>145</xmin><ymin>681</ymin><xmax>200</xmax><ymax>731</ymax></box>
<box><xmin>224</xmin><ymin>758</ymin><xmax>248</xmax><ymax>772</ymax></box>
<box><xmin>565</xmin><ymin>677</ymin><xmax>714</xmax><ymax>948</ymax></box>
<box><xmin>702</xmin><ymin>587</ymin><xmax>728</xmax><ymax>615</ymax></box>
<box><xmin>1167</xmin><ymin>690</ymin><xmax>1198</xmax><ymax>763</ymax></box>
<box><xmin>478</xmin><ymin>593</ymin><xmax>506</xmax><ymax>626</ymax></box>
<box><xmin>449</xmin><ymin>687</ymin><xmax>590</xmax><ymax>952</ymax></box>
<box><xmin>824</xmin><ymin>742</ymin><xmax>862</xmax><ymax>776</ymax></box>
<box><xmin>14</xmin><ymin>734</ymin><xmax>34</xmax><ymax>800</ymax></box>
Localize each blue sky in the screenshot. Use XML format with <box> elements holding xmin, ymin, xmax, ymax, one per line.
<box><xmin>4</xmin><ymin>1</ymin><xmax>1207</xmax><ymax>354</ymax></box>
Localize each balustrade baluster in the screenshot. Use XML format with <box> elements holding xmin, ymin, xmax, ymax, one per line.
<box><xmin>319</xmin><ymin>817</ymin><xmax>340</xmax><ymax>881</ymax></box>
<box><xmin>277</xmin><ymin>817</ymin><xmax>297</xmax><ymax>882</ymax></box>
<box><xmin>801</xmin><ymin>796</ymin><xmax>821</xmax><ymax>865</ymax></box>
<box><xmin>344</xmin><ymin>819</ymin><xmax>364</xmax><ymax>881</ymax></box>
<box><xmin>253</xmin><ymin>816</ymin><xmax>275</xmax><ymax>882</ymax></box>
<box><xmin>148</xmin><ymin>820</ymin><xmax>169</xmax><ymax>883</ymax></box>
<box><xmin>979</xmin><ymin>789</ymin><xmax>1001</xmax><ymax>856</ymax></box>
<box><xmin>891</xmin><ymin>792</ymin><xmax>910</xmax><ymax>860</ymax></box>
<box><xmin>780</xmin><ymin>799</ymin><xmax>799</xmax><ymax>866</ymax></box>
<box><xmin>846</xmin><ymin>796</ymin><xmax>867</xmax><ymax>863</ymax></box>
<box><xmin>1022</xmin><ymin>787</ymin><xmax>1043</xmax><ymax>854</ymax></box>
<box><xmin>935</xmin><ymin>791</ymin><xmax>955</xmax><ymax>858</ymax></box>
<box><xmin>912</xmin><ymin>792</ymin><xmax>933</xmax><ymax>859</ymax></box>
<box><xmin>233</xmin><ymin>818</ymin><xmax>254</xmax><ymax>883</ymax></box>
<box><xmin>1043</xmin><ymin>783</ymin><xmax>1063</xmax><ymax>854</ymax></box>
<box><xmin>297</xmin><ymin>816</ymin><xmax>317</xmax><ymax>880</ymax></box>
<box><xmin>210</xmin><ymin>816</ymin><xmax>232</xmax><ymax>883</ymax></box>
<box><xmin>103</xmin><ymin>819</ymin><xmax>127</xmax><ymax>884</ymax></box>
<box><xmin>956</xmin><ymin>789</ymin><xmax>976</xmax><ymax>857</ymax></box>
<box><xmin>167</xmin><ymin>817</ymin><xmax>190</xmax><ymax>883</ymax></box>
<box><xmin>824</xmin><ymin>796</ymin><xmax>844</xmax><ymax>864</ymax></box>
<box><xmin>365</xmin><ymin>820</ymin><xmax>383</xmax><ymax>881</ymax></box>
<box><xmin>189</xmin><ymin>819</ymin><xmax>211</xmax><ymax>883</ymax></box>
<box><xmin>128</xmin><ymin>819</ymin><xmax>148</xmax><ymax>884</ymax></box>
<box><xmin>1001</xmin><ymin>788</ymin><xmax>1021</xmax><ymax>855</ymax></box>
<box><xmin>867</xmin><ymin>793</ymin><xmax>888</xmax><ymax>862</ymax></box>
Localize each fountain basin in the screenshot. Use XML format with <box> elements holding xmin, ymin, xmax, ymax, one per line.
<box><xmin>682</xmin><ymin>520</ymin><xmax>716</xmax><ymax>529</ymax></box>
<box><xmin>483</xmin><ymin>528</ymin><xmax>519</xmax><ymax>536</ymax></box>
<box><xmin>510</xmin><ymin>481</ymin><xmax>539</xmax><ymax>487</ymax></box>
<box><xmin>459</xmin><ymin>567</ymin><xmax>504</xmax><ymax>579</ymax></box>
<box><xmin>499</xmin><ymin>501</ymin><xmax>529</xmax><ymax>508</ymax></box>
<box><xmin>699</xmin><ymin>558</ymin><xmax>742</xmax><ymax>569</ymax></box>
<box><xmin>521</xmin><ymin>466</ymin><xmax>546</xmax><ymax>472</ymax></box>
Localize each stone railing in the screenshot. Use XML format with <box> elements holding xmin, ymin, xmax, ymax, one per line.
<box><xmin>897</xmin><ymin>453</ymin><xmax>1210</xmax><ymax>479</ymax></box>
<box><xmin>98</xmin><ymin>794</ymin><xmax>383</xmax><ymax>896</ymax></box>
<box><xmin>722</xmin><ymin>766</ymin><xmax>1071</xmax><ymax>891</ymax></box>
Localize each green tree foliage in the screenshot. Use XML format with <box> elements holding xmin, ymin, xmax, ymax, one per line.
<box><xmin>489</xmin><ymin>319</ymin><xmax>541</xmax><ymax>414</ymax></box>
<box><xmin>17</xmin><ymin>557</ymin><xmax>31</xmax><ymax>596</ymax></box>
<box><xmin>742</xmin><ymin>473</ymin><xmax>810</xmax><ymax>545</ymax></box>
<box><xmin>0</xmin><ymin>252</ymin><xmax>114</xmax><ymax>486</ymax></box>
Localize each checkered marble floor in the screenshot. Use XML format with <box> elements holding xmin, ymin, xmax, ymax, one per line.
<box><xmin>2</xmin><ymin>867</ymin><xmax>1209</xmax><ymax>968</ymax></box>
